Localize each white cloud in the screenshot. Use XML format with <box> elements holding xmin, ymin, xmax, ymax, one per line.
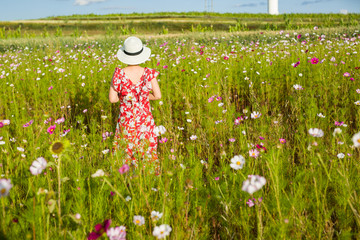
<box><xmin>74</xmin><ymin>0</ymin><xmax>106</xmax><ymax>6</ymax></box>
<box><xmin>340</xmin><ymin>9</ymin><xmax>348</xmax><ymax>15</ymax></box>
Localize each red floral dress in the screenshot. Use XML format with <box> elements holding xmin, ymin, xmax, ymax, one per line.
<box><xmin>112</xmin><ymin>67</ymin><xmax>160</xmax><ymax>175</ymax></box>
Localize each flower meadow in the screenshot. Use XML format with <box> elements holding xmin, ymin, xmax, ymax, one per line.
<box><xmin>1</xmin><ymin>26</ymin><xmax>360</xmax><ymax>239</ymax></box>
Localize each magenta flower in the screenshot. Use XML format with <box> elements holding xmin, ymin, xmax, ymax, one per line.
<box><xmin>343</xmin><ymin>72</ymin><xmax>351</xmax><ymax>77</ymax></box>
<box><xmin>163</xmin><ymin>65</ymin><xmax>168</xmax><ymax>69</ymax></box>
<box><xmin>246</xmin><ymin>199</ymin><xmax>255</xmax><ymax>207</ymax></box>
<box><xmin>118</xmin><ymin>164</ymin><xmax>130</xmax><ymax>174</ymax></box>
<box><xmin>293</xmin><ymin>61</ymin><xmax>300</xmax><ymax>67</ymax></box>
<box><xmin>88</xmin><ymin>219</ymin><xmax>111</xmax><ymax>240</ymax></box>
<box><xmin>259</xmin><ymin>136</ymin><xmax>265</xmax><ymax>140</ymax></box>
<box><xmin>0</xmin><ymin>122</ymin><xmax>3</xmax><ymax>128</ymax></box>
<box><xmin>48</xmin><ymin>86</ymin><xmax>53</xmax><ymax>91</ymax></box>
<box><xmin>297</xmin><ymin>34</ymin><xmax>302</xmax><ymax>39</ymax></box>
<box><xmin>311</xmin><ymin>58</ymin><xmax>319</xmax><ymax>64</ymax></box>
<box><xmin>223</xmin><ymin>56</ymin><xmax>229</xmax><ymax>60</ymax></box>
<box><xmin>279</xmin><ymin>138</ymin><xmax>286</xmax><ymax>144</ymax></box>
<box><xmin>208</xmin><ymin>97</ymin><xmax>214</xmax><ymax>103</ymax></box>
<box><xmin>334</xmin><ymin>121</ymin><xmax>344</xmax><ymax>126</ymax></box>
<box><xmin>47</xmin><ymin>125</ymin><xmax>56</xmax><ymax>134</ymax></box>
<box><xmin>229</xmin><ymin>138</ymin><xmax>235</xmax><ymax>142</ymax></box>
<box><xmin>214</xmin><ymin>177</ymin><xmax>219</xmax><ymax>181</ymax></box>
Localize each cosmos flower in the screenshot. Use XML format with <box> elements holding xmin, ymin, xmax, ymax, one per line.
<box><xmin>352</xmin><ymin>132</ymin><xmax>360</xmax><ymax>147</ymax></box>
<box><xmin>230</xmin><ymin>155</ymin><xmax>245</xmax><ymax>170</ymax></box>
<box><xmin>317</xmin><ymin>113</ymin><xmax>325</xmax><ymax>118</ymax></box>
<box><xmin>190</xmin><ymin>135</ymin><xmax>197</xmax><ymax>140</ymax></box>
<box><xmin>279</xmin><ymin>138</ymin><xmax>286</xmax><ymax>144</ymax></box>
<box><xmin>343</xmin><ymin>72</ymin><xmax>351</xmax><ymax>77</ymax></box>
<box><xmin>151</xmin><ymin>211</ymin><xmax>163</xmax><ymax>221</ymax></box>
<box><xmin>0</xmin><ymin>179</ymin><xmax>13</xmax><ymax>198</ymax></box>
<box><xmin>249</xmin><ymin>149</ymin><xmax>260</xmax><ymax>158</ymax></box>
<box><xmin>154</xmin><ymin>125</ymin><xmax>166</xmax><ymax>136</ymax></box>
<box><xmin>337</xmin><ymin>153</ymin><xmax>345</xmax><ymax>159</ymax></box>
<box><xmin>246</xmin><ymin>199</ymin><xmax>255</xmax><ymax>207</ymax></box>
<box><xmin>91</xmin><ymin>169</ymin><xmax>105</xmax><ymax>178</ymax></box>
<box><xmin>293</xmin><ymin>84</ymin><xmax>303</xmax><ymax>90</ymax></box>
<box><xmin>133</xmin><ymin>215</ymin><xmax>145</xmax><ymax>226</ymax></box>
<box><xmin>308</xmin><ymin>128</ymin><xmax>324</xmax><ymax>137</ymax></box>
<box><xmin>30</xmin><ymin>157</ymin><xmax>47</xmax><ymax>175</ymax></box>
<box><xmin>311</xmin><ymin>58</ymin><xmax>319</xmax><ymax>64</ymax></box>
<box><xmin>333</xmin><ymin>128</ymin><xmax>342</xmax><ymax>136</ymax></box>
<box><xmin>23</xmin><ymin>120</ymin><xmax>34</xmax><ymax>128</ymax></box>
<box><xmin>251</xmin><ymin>111</ymin><xmax>261</xmax><ymax>119</ymax></box>
<box><xmin>55</xmin><ymin>117</ymin><xmax>65</xmax><ymax>124</ymax></box>
<box><xmin>47</xmin><ymin>125</ymin><xmax>56</xmax><ymax>134</ymax></box>
<box><xmin>118</xmin><ymin>164</ymin><xmax>130</xmax><ymax>174</ymax></box>
<box><xmin>88</xmin><ymin>219</ymin><xmax>111</xmax><ymax>240</ymax></box>
<box><xmin>106</xmin><ymin>226</ymin><xmax>126</xmax><ymax>240</ymax></box>
<box><xmin>153</xmin><ymin>224</ymin><xmax>172</xmax><ymax>239</ymax></box>
<box><xmin>242</xmin><ymin>175</ymin><xmax>266</xmax><ymax>195</ymax></box>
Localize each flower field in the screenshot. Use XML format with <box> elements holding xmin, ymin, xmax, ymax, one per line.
<box><xmin>1</xmin><ymin>26</ymin><xmax>360</xmax><ymax>239</ymax></box>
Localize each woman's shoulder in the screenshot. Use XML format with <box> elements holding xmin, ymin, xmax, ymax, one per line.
<box><xmin>144</xmin><ymin>67</ymin><xmax>159</xmax><ymax>80</ymax></box>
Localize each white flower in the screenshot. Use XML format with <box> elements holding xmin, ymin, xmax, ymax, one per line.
<box><xmin>186</xmin><ymin>119</ymin><xmax>192</xmax><ymax>123</ymax></box>
<box><xmin>0</xmin><ymin>179</ymin><xmax>13</xmax><ymax>197</ymax></box>
<box><xmin>352</xmin><ymin>132</ymin><xmax>360</xmax><ymax>147</ymax></box>
<box><xmin>30</xmin><ymin>157</ymin><xmax>47</xmax><ymax>175</ymax></box>
<box><xmin>317</xmin><ymin>113</ymin><xmax>325</xmax><ymax>118</ymax></box>
<box><xmin>242</xmin><ymin>130</ymin><xmax>246</xmax><ymax>135</ymax></box>
<box><xmin>17</xmin><ymin>147</ymin><xmax>25</xmax><ymax>152</ymax></box>
<box><xmin>230</xmin><ymin>155</ymin><xmax>245</xmax><ymax>170</ymax></box>
<box><xmin>251</xmin><ymin>111</ymin><xmax>261</xmax><ymax>119</ymax></box>
<box><xmin>154</xmin><ymin>125</ymin><xmax>166</xmax><ymax>136</ymax></box>
<box><xmin>133</xmin><ymin>215</ymin><xmax>145</xmax><ymax>226</ymax></box>
<box><xmin>293</xmin><ymin>84</ymin><xmax>303</xmax><ymax>90</ymax></box>
<box><xmin>241</xmin><ymin>175</ymin><xmax>266</xmax><ymax>195</ymax></box>
<box><xmin>75</xmin><ymin>213</ymin><xmax>81</xmax><ymax>219</ymax></box>
<box><xmin>333</xmin><ymin>128</ymin><xmax>342</xmax><ymax>136</ymax></box>
<box><xmin>151</xmin><ymin>211</ymin><xmax>163</xmax><ymax>221</ymax></box>
<box><xmin>81</xmin><ymin>83</ymin><xmax>85</xmax><ymax>87</ymax></box>
<box><xmin>218</xmin><ymin>102</ymin><xmax>224</xmax><ymax>107</ymax></box>
<box><xmin>107</xmin><ymin>226</ymin><xmax>126</xmax><ymax>240</ymax></box>
<box><xmin>153</xmin><ymin>224</ymin><xmax>172</xmax><ymax>239</ymax></box>
<box><xmin>355</xmin><ymin>101</ymin><xmax>360</xmax><ymax>106</ymax></box>
<box><xmin>0</xmin><ymin>141</ymin><xmax>5</xmax><ymax>145</ymax></box>
<box><xmin>159</xmin><ymin>101</ymin><xmax>163</xmax><ymax>105</ymax></box>
<box><xmin>308</xmin><ymin>128</ymin><xmax>324</xmax><ymax>137</ymax></box>
<box><xmin>101</xmin><ymin>115</ymin><xmax>108</xmax><ymax>120</ymax></box>
<box><xmin>91</xmin><ymin>169</ymin><xmax>105</xmax><ymax>178</ymax></box>
<box><xmin>190</xmin><ymin>135</ymin><xmax>197</xmax><ymax>140</ymax></box>
<box><xmin>102</xmin><ymin>149</ymin><xmax>110</xmax><ymax>154</ymax></box>
<box><xmin>337</xmin><ymin>153</ymin><xmax>345</xmax><ymax>159</ymax></box>
<box><xmin>125</xmin><ymin>196</ymin><xmax>132</xmax><ymax>201</ymax></box>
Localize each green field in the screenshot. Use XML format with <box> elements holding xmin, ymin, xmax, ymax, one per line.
<box><xmin>0</xmin><ymin>13</ymin><xmax>360</xmax><ymax>239</ymax></box>
<box><xmin>0</xmin><ymin>12</ymin><xmax>359</xmax><ymax>38</ymax></box>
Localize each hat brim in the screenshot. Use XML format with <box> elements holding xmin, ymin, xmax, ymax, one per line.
<box><xmin>116</xmin><ymin>46</ymin><xmax>151</xmax><ymax>65</ymax></box>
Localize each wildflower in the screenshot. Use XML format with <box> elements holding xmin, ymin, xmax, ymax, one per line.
<box><xmin>48</xmin><ymin>86</ymin><xmax>53</xmax><ymax>91</ymax></box>
<box><xmin>47</xmin><ymin>125</ymin><xmax>56</xmax><ymax>134</ymax></box>
<box><xmin>17</xmin><ymin>147</ymin><xmax>25</xmax><ymax>152</ymax></box>
<box><xmin>246</xmin><ymin>199</ymin><xmax>255</xmax><ymax>207</ymax></box>
<box><xmin>91</xmin><ymin>169</ymin><xmax>105</xmax><ymax>178</ymax></box>
<box><xmin>229</xmin><ymin>138</ymin><xmax>236</xmax><ymax>142</ymax></box>
<box><xmin>151</xmin><ymin>211</ymin><xmax>163</xmax><ymax>221</ymax></box>
<box><xmin>242</xmin><ymin>175</ymin><xmax>266</xmax><ymax>195</ymax></box>
<box><xmin>314</xmin><ymin>26</ymin><xmax>318</xmax><ymax>30</ymax></box>
<box><xmin>279</xmin><ymin>138</ymin><xmax>286</xmax><ymax>144</ymax></box>
<box><xmin>208</xmin><ymin>97</ymin><xmax>214</xmax><ymax>103</ymax></box>
<box><xmin>297</xmin><ymin>34</ymin><xmax>302</xmax><ymax>39</ymax></box>
<box><xmin>230</xmin><ymin>155</ymin><xmax>245</xmax><ymax>170</ymax></box>
<box><xmin>249</xmin><ymin>149</ymin><xmax>260</xmax><ymax>158</ymax></box>
<box><xmin>102</xmin><ymin>149</ymin><xmax>109</xmax><ymax>154</ymax></box>
<box><xmin>333</xmin><ymin>128</ymin><xmax>342</xmax><ymax>136</ymax></box>
<box><xmin>30</xmin><ymin>157</ymin><xmax>47</xmax><ymax>175</ymax></box>
<box><xmin>317</xmin><ymin>113</ymin><xmax>325</xmax><ymax>118</ymax></box>
<box><xmin>308</xmin><ymin>128</ymin><xmax>324</xmax><ymax>137</ymax></box>
<box><xmin>251</xmin><ymin>111</ymin><xmax>261</xmax><ymax>119</ymax></box>
<box><xmin>352</xmin><ymin>132</ymin><xmax>360</xmax><ymax>147</ymax></box>
<box><xmin>190</xmin><ymin>135</ymin><xmax>197</xmax><ymax>140</ymax></box>
<box><xmin>49</xmin><ymin>140</ymin><xmax>70</xmax><ymax>155</ymax></box>
<box><xmin>153</xmin><ymin>224</ymin><xmax>172</xmax><ymax>239</ymax></box>
<box><xmin>218</xmin><ymin>103</ymin><xmax>224</xmax><ymax>107</ymax></box>
<box><xmin>154</xmin><ymin>125</ymin><xmax>166</xmax><ymax>136</ymax></box>
<box><xmin>75</xmin><ymin>213</ymin><xmax>81</xmax><ymax>220</ymax></box>
<box><xmin>293</xmin><ymin>84</ymin><xmax>303</xmax><ymax>90</ymax></box>
<box><xmin>0</xmin><ymin>179</ymin><xmax>12</xmax><ymax>197</ymax></box>
<box><xmin>133</xmin><ymin>215</ymin><xmax>145</xmax><ymax>226</ymax></box>
<box><xmin>23</xmin><ymin>120</ymin><xmax>34</xmax><ymax>128</ymax></box>
<box><xmin>337</xmin><ymin>153</ymin><xmax>345</xmax><ymax>159</ymax></box>
<box><xmin>355</xmin><ymin>101</ymin><xmax>360</xmax><ymax>106</ymax></box>
<box><xmin>0</xmin><ymin>122</ymin><xmax>3</xmax><ymax>128</ymax></box>
<box><xmin>107</xmin><ymin>226</ymin><xmax>126</xmax><ymax>240</ymax></box>
<box><xmin>343</xmin><ymin>72</ymin><xmax>351</xmax><ymax>77</ymax></box>
<box><xmin>311</xmin><ymin>57</ymin><xmax>319</xmax><ymax>64</ymax></box>
<box><xmin>118</xmin><ymin>164</ymin><xmax>130</xmax><ymax>174</ymax></box>
<box><xmin>88</xmin><ymin>219</ymin><xmax>111</xmax><ymax>240</ymax></box>
<box><xmin>55</xmin><ymin>117</ymin><xmax>65</xmax><ymax>124</ymax></box>
<box><xmin>335</xmin><ymin>121</ymin><xmax>344</xmax><ymax>126</ymax></box>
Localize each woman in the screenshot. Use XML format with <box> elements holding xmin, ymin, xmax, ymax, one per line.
<box><xmin>109</xmin><ymin>36</ymin><xmax>161</xmax><ymax>175</ymax></box>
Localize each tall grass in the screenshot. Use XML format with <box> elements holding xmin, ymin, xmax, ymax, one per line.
<box><xmin>0</xmin><ymin>26</ymin><xmax>360</xmax><ymax>239</ymax></box>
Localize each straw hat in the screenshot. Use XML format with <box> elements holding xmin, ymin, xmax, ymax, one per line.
<box><xmin>116</xmin><ymin>36</ymin><xmax>151</xmax><ymax>65</ymax></box>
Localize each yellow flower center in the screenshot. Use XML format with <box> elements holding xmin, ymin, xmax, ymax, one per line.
<box><xmin>255</xmin><ymin>115</ymin><xmax>258</xmax><ymax>118</ymax></box>
<box><xmin>136</xmin><ymin>220</ymin><xmax>140</xmax><ymax>224</ymax></box>
<box><xmin>160</xmin><ymin>231</ymin><xmax>164</xmax><ymax>234</ymax></box>
<box><xmin>357</xmin><ymin>139</ymin><xmax>360</xmax><ymax>144</ymax></box>
<box><xmin>252</xmin><ymin>153</ymin><xmax>255</xmax><ymax>156</ymax></box>
<box><xmin>236</xmin><ymin>161</ymin><xmax>241</xmax><ymax>165</ymax></box>
<box><xmin>1</xmin><ymin>188</ymin><xmax>6</xmax><ymax>194</ymax></box>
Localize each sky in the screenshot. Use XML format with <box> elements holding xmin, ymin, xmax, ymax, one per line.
<box><xmin>0</xmin><ymin>0</ymin><xmax>359</xmax><ymax>21</ymax></box>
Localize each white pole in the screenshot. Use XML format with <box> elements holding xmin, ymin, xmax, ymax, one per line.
<box><xmin>268</xmin><ymin>0</ymin><xmax>279</xmax><ymax>15</ymax></box>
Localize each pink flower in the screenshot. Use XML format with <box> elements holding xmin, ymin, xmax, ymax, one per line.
<box><xmin>229</xmin><ymin>138</ymin><xmax>235</xmax><ymax>142</ymax></box>
<box><xmin>259</xmin><ymin>136</ymin><xmax>265</xmax><ymax>140</ymax></box>
<box><xmin>214</xmin><ymin>177</ymin><xmax>219</xmax><ymax>181</ymax></box>
<box><xmin>311</xmin><ymin>58</ymin><xmax>319</xmax><ymax>64</ymax></box>
<box><xmin>343</xmin><ymin>72</ymin><xmax>350</xmax><ymax>77</ymax></box>
<box><xmin>48</xmin><ymin>86</ymin><xmax>53</xmax><ymax>91</ymax></box>
<box><xmin>208</xmin><ymin>97</ymin><xmax>214</xmax><ymax>103</ymax></box>
<box><xmin>47</xmin><ymin>125</ymin><xmax>56</xmax><ymax>134</ymax></box>
<box><xmin>163</xmin><ymin>65</ymin><xmax>168</xmax><ymax>69</ymax></box>
<box><xmin>118</xmin><ymin>164</ymin><xmax>130</xmax><ymax>174</ymax></box>
<box><xmin>223</xmin><ymin>56</ymin><xmax>229</xmax><ymax>60</ymax></box>
<box><xmin>23</xmin><ymin>120</ymin><xmax>34</xmax><ymax>128</ymax></box>
<box><xmin>83</xmin><ymin>109</ymin><xmax>88</xmax><ymax>113</ymax></box>
<box><xmin>279</xmin><ymin>138</ymin><xmax>286</xmax><ymax>144</ymax></box>
<box><xmin>297</xmin><ymin>34</ymin><xmax>302</xmax><ymax>39</ymax></box>
<box><xmin>334</xmin><ymin>121</ymin><xmax>344</xmax><ymax>126</ymax></box>
<box><xmin>249</xmin><ymin>149</ymin><xmax>260</xmax><ymax>158</ymax></box>
<box><xmin>0</xmin><ymin>122</ymin><xmax>3</xmax><ymax>128</ymax></box>
<box><xmin>246</xmin><ymin>199</ymin><xmax>255</xmax><ymax>207</ymax></box>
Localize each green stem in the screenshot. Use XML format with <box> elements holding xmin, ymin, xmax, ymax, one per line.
<box><xmin>103</xmin><ymin>178</ymin><xmax>128</xmax><ymax>207</ymax></box>
<box><xmin>57</xmin><ymin>155</ymin><xmax>62</xmax><ymax>231</ymax></box>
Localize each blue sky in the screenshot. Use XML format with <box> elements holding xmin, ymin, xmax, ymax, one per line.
<box><xmin>1</xmin><ymin>0</ymin><xmax>359</xmax><ymax>21</ymax></box>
